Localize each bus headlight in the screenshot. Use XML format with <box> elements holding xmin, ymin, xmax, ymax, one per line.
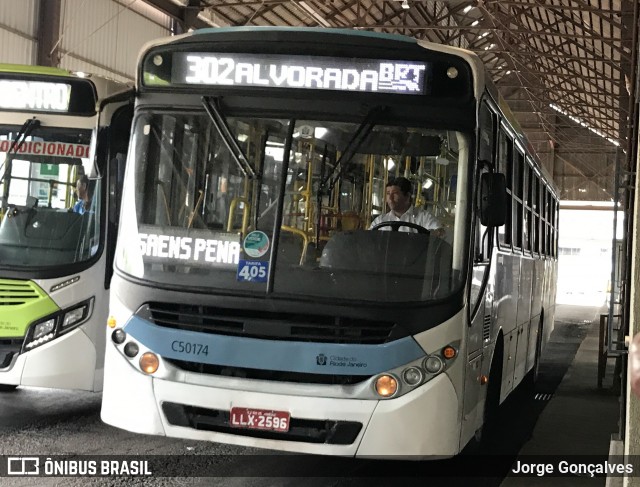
<box><xmin>33</xmin><ymin>319</ymin><xmax>55</xmax><ymax>340</ymax></box>
<box><xmin>124</xmin><ymin>342</ymin><xmax>139</xmax><ymax>358</ymax></box>
<box><xmin>112</xmin><ymin>329</ymin><xmax>126</xmax><ymax>344</ymax></box>
<box><xmin>374</xmin><ymin>374</ymin><xmax>398</xmax><ymax>397</ymax></box>
<box><xmin>24</xmin><ymin>318</ymin><xmax>56</xmax><ymax>350</ymax></box>
<box><xmin>62</xmin><ymin>304</ymin><xmax>89</xmax><ymax>330</ymax></box>
<box><xmin>402</xmin><ymin>366</ymin><xmax>423</xmax><ymax>386</ymax></box>
<box><xmin>23</xmin><ymin>298</ymin><xmax>94</xmax><ymax>352</ymax></box>
<box><xmin>424</xmin><ymin>355</ymin><xmax>444</xmax><ymax>374</ymax></box>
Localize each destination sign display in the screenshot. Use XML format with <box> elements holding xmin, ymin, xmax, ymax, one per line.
<box><xmin>171</xmin><ymin>52</ymin><xmax>429</xmax><ymax>95</ymax></box>
<box><xmin>138</xmin><ymin>225</ymin><xmax>241</xmax><ymax>269</ymax></box>
<box><xmin>0</xmin><ymin>80</ymin><xmax>71</xmax><ymax>112</ymax></box>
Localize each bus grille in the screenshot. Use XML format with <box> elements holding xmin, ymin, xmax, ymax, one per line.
<box><xmin>162</xmin><ymin>402</ymin><xmax>362</xmax><ymax>445</ymax></box>
<box><xmin>164</xmin><ymin>359</ymin><xmax>370</xmax><ymax>385</ymax></box>
<box><xmin>0</xmin><ymin>281</ymin><xmax>40</xmax><ymax>306</ymax></box>
<box><xmin>143</xmin><ymin>302</ymin><xmax>399</xmax><ymax>344</ymax></box>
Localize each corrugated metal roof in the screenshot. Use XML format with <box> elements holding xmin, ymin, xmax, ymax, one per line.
<box><xmin>183</xmin><ymin>0</ymin><xmax>636</xmax><ymax>200</ymax></box>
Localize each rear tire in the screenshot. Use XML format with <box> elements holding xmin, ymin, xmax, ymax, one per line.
<box><xmin>523</xmin><ymin>317</ymin><xmax>543</xmax><ymax>390</ymax></box>
<box><xmin>0</xmin><ymin>384</ymin><xmax>18</xmax><ymax>392</ymax></box>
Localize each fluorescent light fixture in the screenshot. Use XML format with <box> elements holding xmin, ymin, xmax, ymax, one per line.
<box><xmin>549</xmin><ymin>103</ymin><xmax>620</xmax><ymax>147</ymax></box>
<box><xmin>479</xmin><ymin>32</ymin><xmax>489</xmax><ymax>38</ymax></box>
<box><xmin>266</xmin><ymin>147</ymin><xmax>284</xmax><ymax>162</ymax></box>
<box><xmin>423</xmin><ymin>179</ymin><xmax>433</xmax><ymax>189</ymax></box>
<box><xmin>471</xmin><ymin>20</ymin><xmax>479</xmax><ymax>26</ymax></box>
<box><xmin>298</xmin><ymin>1</ymin><xmax>331</xmax><ymax>27</ymax></box>
<box><xmin>314</xmin><ymin>127</ymin><xmax>327</xmax><ymax>138</ymax></box>
<box><xmin>237</xmin><ymin>134</ymin><xmax>248</xmax><ymax>142</ymax></box>
<box><xmin>385</xmin><ymin>158</ymin><xmax>395</xmax><ymax>170</ymax></box>
<box><xmin>463</xmin><ymin>5</ymin><xmax>474</xmax><ymax>13</ymax></box>
<box><xmin>401</xmin><ymin>0</ymin><xmax>410</xmax><ymax>9</ymax></box>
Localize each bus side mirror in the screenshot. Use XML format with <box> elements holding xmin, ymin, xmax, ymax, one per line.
<box><xmin>479</xmin><ymin>172</ymin><xmax>507</xmax><ymax>227</ymax></box>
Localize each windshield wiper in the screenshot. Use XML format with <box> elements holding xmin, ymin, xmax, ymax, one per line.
<box><xmin>0</xmin><ymin>117</ymin><xmax>41</xmax><ymax>185</ymax></box>
<box><xmin>321</xmin><ymin>106</ymin><xmax>387</xmax><ymax>192</ymax></box>
<box><xmin>201</xmin><ymin>97</ymin><xmax>257</xmax><ymax>179</ymax></box>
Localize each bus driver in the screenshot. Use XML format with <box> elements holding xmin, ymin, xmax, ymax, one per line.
<box><xmin>370</xmin><ymin>177</ymin><xmax>445</xmax><ymax>237</ymax></box>
<box><xmin>72</xmin><ymin>175</ymin><xmax>91</xmax><ymax>214</ymax></box>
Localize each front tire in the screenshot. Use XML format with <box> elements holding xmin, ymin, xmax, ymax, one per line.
<box><xmin>472</xmin><ymin>339</ymin><xmax>503</xmax><ymax>449</ymax></box>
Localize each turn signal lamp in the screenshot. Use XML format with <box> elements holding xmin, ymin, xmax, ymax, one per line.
<box><xmin>375</xmin><ymin>374</ymin><xmax>398</xmax><ymax>397</ymax></box>
<box><xmin>140</xmin><ymin>352</ymin><xmax>159</xmax><ymax>374</ymax></box>
<box><xmin>443</xmin><ymin>345</ymin><xmax>457</xmax><ymax>360</ymax></box>
<box><xmin>107</xmin><ymin>316</ymin><xmax>117</xmax><ymax>328</ymax></box>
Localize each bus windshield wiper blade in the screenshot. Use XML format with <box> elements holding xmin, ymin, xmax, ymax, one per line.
<box><xmin>0</xmin><ymin>117</ymin><xmax>40</xmax><ymax>183</ymax></box>
<box><xmin>201</xmin><ymin>96</ymin><xmax>257</xmax><ymax>179</ymax></box>
<box><xmin>322</xmin><ymin>106</ymin><xmax>387</xmax><ymax>192</ymax></box>
<box><xmin>9</xmin><ymin>117</ymin><xmax>40</xmax><ymax>154</ymax></box>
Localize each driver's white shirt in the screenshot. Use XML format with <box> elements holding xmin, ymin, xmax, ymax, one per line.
<box><xmin>370</xmin><ymin>205</ymin><xmax>441</xmax><ymax>232</ymax></box>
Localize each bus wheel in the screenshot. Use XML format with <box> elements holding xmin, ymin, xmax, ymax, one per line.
<box><xmin>524</xmin><ymin>316</ymin><xmax>543</xmax><ymax>390</ymax></box>
<box><xmin>473</xmin><ymin>341</ymin><xmax>503</xmax><ymax>448</ymax></box>
<box><xmin>0</xmin><ymin>384</ymin><xmax>18</xmax><ymax>392</ymax></box>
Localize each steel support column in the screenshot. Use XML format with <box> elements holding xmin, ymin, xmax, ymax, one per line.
<box><xmin>36</xmin><ymin>0</ymin><xmax>61</xmax><ymax>67</ymax></box>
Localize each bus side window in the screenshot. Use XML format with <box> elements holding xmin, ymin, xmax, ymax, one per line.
<box><xmin>478</xmin><ymin>102</ymin><xmax>495</xmax><ymax>163</ymax></box>
<box><xmin>497</xmin><ymin>126</ymin><xmax>512</xmax><ymax>248</ymax></box>
<box><xmin>475</xmin><ymin>101</ymin><xmax>496</xmax><ymax>264</ymax></box>
<box><xmin>513</xmin><ymin>149</ymin><xmax>524</xmax><ymax>250</ymax></box>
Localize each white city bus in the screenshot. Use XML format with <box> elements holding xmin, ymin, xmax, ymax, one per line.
<box><xmin>102</xmin><ymin>27</ymin><xmax>558</xmax><ymax>457</ymax></box>
<box><xmin>0</xmin><ymin>65</ymin><xmax>132</xmax><ymax>392</ymax></box>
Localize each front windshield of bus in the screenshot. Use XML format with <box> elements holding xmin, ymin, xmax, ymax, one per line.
<box><xmin>117</xmin><ymin>110</ymin><xmax>470</xmax><ymax>303</ymax></box>
<box><xmin>0</xmin><ymin>124</ymin><xmax>101</xmax><ymax>268</ymax></box>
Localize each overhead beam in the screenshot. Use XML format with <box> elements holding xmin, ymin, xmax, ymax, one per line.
<box><xmin>36</xmin><ymin>0</ymin><xmax>61</xmax><ymax>66</ymax></box>
<box><xmin>142</xmin><ymin>0</ymin><xmax>212</xmax><ymax>29</ymax></box>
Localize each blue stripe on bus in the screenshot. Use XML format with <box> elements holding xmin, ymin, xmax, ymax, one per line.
<box><xmin>191</xmin><ymin>26</ymin><xmax>416</xmax><ymax>44</ymax></box>
<box><xmin>124</xmin><ymin>315</ymin><xmax>425</xmax><ymax>376</ymax></box>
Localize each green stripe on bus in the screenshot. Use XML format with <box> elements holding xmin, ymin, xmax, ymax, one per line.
<box><xmin>0</xmin><ymin>64</ymin><xmax>72</xmax><ymax>77</ymax></box>
<box><xmin>0</xmin><ymin>279</ymin><xmax>60</xmax><ymax>338</ymax></box>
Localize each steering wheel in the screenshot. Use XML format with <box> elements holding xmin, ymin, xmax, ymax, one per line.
<box><xmin>370</xmin><ymin>221</ymin><xmax>430</xmax><ymax>234</ymax></box>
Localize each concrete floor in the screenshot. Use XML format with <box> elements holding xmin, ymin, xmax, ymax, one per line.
<box><xmin>501</xmin><ymin>304</ymin><xmax>621</xmax><ymax>486</ymax></box>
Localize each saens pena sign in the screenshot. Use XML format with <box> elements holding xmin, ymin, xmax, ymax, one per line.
<box><xmin>138</xmin><ymin>225</ymin><xmax>241</xmax><ymax>268</ymax></box>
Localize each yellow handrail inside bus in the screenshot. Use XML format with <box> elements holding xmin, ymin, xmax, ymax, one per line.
<box><xmin>281</xmin><ymin>225</ymin><xmax>308</xmax><ymax>264</ymax></box>
<box><xmin>226</xmin><ymin>197</ymin><xmax>251</xmax><ymax>233</ymax></box>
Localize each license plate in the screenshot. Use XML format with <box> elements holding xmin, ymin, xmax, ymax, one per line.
<box><xmin>229</xmin><ymin>407</ymin><xmax>290</xmax><ymax>432</ymax></box>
